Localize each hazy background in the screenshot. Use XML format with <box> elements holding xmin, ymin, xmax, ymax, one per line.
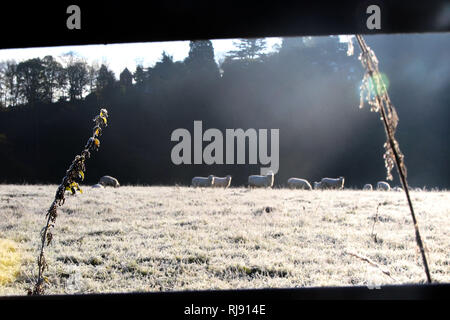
<box><xmin>0</xmin><ymin>33</ymin><xmax>448</xmax><ymax>188</ymax></box>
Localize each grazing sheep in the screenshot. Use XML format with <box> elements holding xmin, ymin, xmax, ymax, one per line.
<box><xmin>213</xmin><ymin>175</ymin><xmax>232</xmax><ymax>188</ymax></box>
<box><xmin>314</xmin><ymin>177</ymin><xmax>345</xmax><ymax>190</ymax></box>
<box><xmin>376</xmin><ymin>181</ymin><xmax>390</xmax><ymax>191</ymax></box>
<box><xmin>363</xmin><ymin>184</ymin><xmax>373</xmax><ymax>191</ymax></box>
<box><xmin>191</xmin><ymin>175</ymin><xmax>215</xmax><ymax>187</ymax></box>
<box><xmin>287</xmin><ymin>178</ymin><xmax>312</xmax><ymax>190</ymax></box>
<box><xmin>248</xmin><ymin>172</ymin><xmax>274</xmax><ymax>188</ymax></box>
<box><xmin>99</xmin><ymin>175</ymin><xmax>120</xmax><ymax>188</ymax></box>
<box><xmin>91</xmin><ymin>184</ymin><xmax>104</xmax><ymax>189</ymax></box>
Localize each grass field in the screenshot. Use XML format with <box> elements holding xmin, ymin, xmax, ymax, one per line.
<box><xmin>0</xmin><ymin>184</ymin><xmax>449</xmax><ymax>295</ymax></box>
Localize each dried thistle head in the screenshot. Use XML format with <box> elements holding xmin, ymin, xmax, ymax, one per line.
<box><xmin>344</xmin><ymin>35</ymin><xmax>355</xmax><ymax>57</ymax></box>
<box><xmin>356</xmin><ymin>37</ymin><xmax>406</xmax><ymax>181</ymax></box>
<box><xmin>354</xmin><ymin>35</ymin><xmax>432</xmax><ymax>284</ymax></box>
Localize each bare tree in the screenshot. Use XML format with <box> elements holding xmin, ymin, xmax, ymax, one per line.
<box><xmin>1</xmin><ymin>60</ymin><xmax>20</xmax><ymax>106</ymax></box>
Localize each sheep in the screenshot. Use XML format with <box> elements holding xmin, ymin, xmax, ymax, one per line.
<box><xmin>287</xmin><ymin>178</ymin><xmax>312</xmax><ymax>190</ymax></box>
<box><xmin>212</xmin><ymin>175</ymin><xmax>232</xmax><ymax>188</ymax></box>
<box><xmin>376</xmin><ymin>181</ymin><xmax>390</xmax><ymax>191</ymax></box>
<box><xmin>191</xmin><ymin>175</ymin><xmax>215</xmax><ymax>187</ymax></box>
<box><xmin>363</xmin><ymin>184</ymin><xmax>373</xmax><ymax>191</ymax></box>
<box><xmin>393</xmin><ymin>186</ymin><xmax>403</xmax><ymax>192</ymax></box>
<box><xmin>99</xmin><ymin>175</ymin><xmax>120</xmax><ymax>188</ymax></box>
<box><xmin>314</xmin><ymin>177</ymin><xmax>345</xmax><ymax>190</ymax></box>
<box><xmin>91</xmin><ymin>184</ymin><xmax>104</xmax><ymax>189</ymax></box>
<box><xmin>248</xmin><ymin>172</ymin><xmax>274</xmax><ymax>188</ymax></box>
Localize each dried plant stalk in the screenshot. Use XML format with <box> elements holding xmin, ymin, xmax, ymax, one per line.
<box><xmin>371</xmin><ymin>202</ymin><xmax>382</xmax><ymax>241</ymax></box>
<box><xmin>29</xmin><ymin>109</ymin><xmax>109</xmax><ymax>295</ymax></box>
<box><xmin>345</xmin><ymin>251</ymin><xmax>396</xmax><ymax>281</ymax></box>
<box><xmin>353</xmin><ymin>35</ymin><xmax>431</xmax><ymax>283</ymax></box>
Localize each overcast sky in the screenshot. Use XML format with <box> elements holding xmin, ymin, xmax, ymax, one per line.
<box><xmin>0</xmin><ymin>38</ymin><xmax>284</xmax><ymax>78</ymax></box>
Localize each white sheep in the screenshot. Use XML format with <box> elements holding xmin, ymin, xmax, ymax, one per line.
<box><xmin>363</xmin><ymin>184</ymin><xmax>373</xmax><ymax>191</ymax></box>
<box><xmin>314</xmin><ymin>177</ymin><xmax>345</xmax><ymax>190</ymax></box>
<box><xmin>99</xmin><ymin>175</ymin><xmax>120</xmax><ymax>188</ymax></box>
<box><xmin>287</xmin><ymin>178</ymin><xmax>312</xmax><ymax>190</ymax></box>
<box><xmin>213</xmin><ymin>175</ymin><xmax>232</xmax><ymax>188</ymax></box>
<box><xmin>191</xmin><ymin>175</ymin><xmax>215</xmax><ymax>187</ymax></box>
<box><xmin>376</xmin><ymin>181</ymin><xmax>391</xmax><ymax>191</ymax></box>
<box><xmin>248</xmin><ymin>172</ymin><xmax>274</xmax><ymax>188</ymax></box>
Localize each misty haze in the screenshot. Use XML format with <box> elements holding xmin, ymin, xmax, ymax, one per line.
<box><xmin>0</xmin><ymin>34</ymin><xmax>449</xmax><ymax>295</ymax></box>
<box><xmin>0</xmin><ymin>34</ymin><xmax>448</xmax><ymax>187</ymax></box>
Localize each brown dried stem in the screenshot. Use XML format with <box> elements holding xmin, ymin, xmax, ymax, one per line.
<box><xmin>345</xmin><ymin>251</ymin><xmax>396</xmax><ymax>281</ymax></box>
<box><xmin>29</xmin><ymin>108</ymin><xmax>109</xmax><ymax>295</ymax></box>
<box><xmin>371</xmin><ymin>202</ymin><xmax>381</xmax><ymax>241</ymax></box>
<box><xmin>354</xmin><ymin>35</ymin><xmax>431</xmax><ymax>283</ymax></box>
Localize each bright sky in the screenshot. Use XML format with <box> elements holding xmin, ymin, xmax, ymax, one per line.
<box><xmin>0</xmin><ymin>38</ymin><xmax>284</xmax><ymax>78</ymax></box>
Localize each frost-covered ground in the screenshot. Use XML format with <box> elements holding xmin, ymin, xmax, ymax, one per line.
<box><xmin>0</xmin><ymin>185</ymin><xmax>448</xmax><ymax>295</ymax></box>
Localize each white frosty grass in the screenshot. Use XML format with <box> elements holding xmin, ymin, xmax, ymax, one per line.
<box><xmin>0</xmin><ymin>185</ymin><xmax>448</xmax><ymax>295</ymax></box>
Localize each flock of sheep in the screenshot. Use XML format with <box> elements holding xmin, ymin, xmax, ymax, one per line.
<box><xmin>92</xmin><ymin>176</ymin><xmax>120</xmax><ymax>188</ymax></box>
<box><xmin>191</xmin><ymin>173</ymin><xmax>403</xmax><ymax>191</ymax></box>
<box><xmin>91</xmin><ymin>174</ymin><xmax>410</xmax><ymax>191</ymax></box>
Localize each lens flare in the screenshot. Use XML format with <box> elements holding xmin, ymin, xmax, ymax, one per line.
<box><xmin>367</xmin><ymin>72</ymin><xmax>390</xmax><ymax>97</ymax></box>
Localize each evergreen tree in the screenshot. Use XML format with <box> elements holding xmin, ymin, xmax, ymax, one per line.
<box><xmin>228</xmin><ymin>38</ymin><xmax>267</xmax><ymax>60</ymax></box>
<box><xmin>119</xmin><ymin>68</ymin><xmax>133</xmax><ymax>88</ymax></box>
<box><xmin>185</xmin><ymin>40</ymin><xmax>219</xmax><ymax>78</ymax></box>
<box><xmin>96</xmin><ymin>64</ymin><xmax>116</xmax><ymax>92</ymax></box>
<box><xmin>150</xmin><ymin>51</ymin><xmax>175</xmax><ymax>82</ymax></box>
<box><xmin>133</xmin><ymin>65</ymin><xmax>146</xmax><ymax>87</ymax></box>
<box><xmin>185</xmin><ymin>40</ymin><xmax>215</xmax><ymax>66</ymax></box>
<box><xmin>119</xmin><ymin>68</ymin><xmax>133</xmax><ymax>95</ymax></box>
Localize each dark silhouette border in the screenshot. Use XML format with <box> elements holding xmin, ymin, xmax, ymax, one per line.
<box><xmin>1</xmin><ymin>0</ymin><xmax>449</xmax><ymax>50</ymax></box>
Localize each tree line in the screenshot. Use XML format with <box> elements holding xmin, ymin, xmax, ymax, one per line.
<box><xmin>0</xmin><ymin>53</ymin><xmax>120</xmax><ymax>107</ymax></box>
<box><xmin>0</xmin><ymin>39</ymin><xmax>270</xmax><ymax>109</ymax></box>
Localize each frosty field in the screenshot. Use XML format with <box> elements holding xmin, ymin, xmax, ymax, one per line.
<box><xmin>0</xmin><ymin>184</ymin><xmax>449</xmax><ymax>295</ymax></box>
